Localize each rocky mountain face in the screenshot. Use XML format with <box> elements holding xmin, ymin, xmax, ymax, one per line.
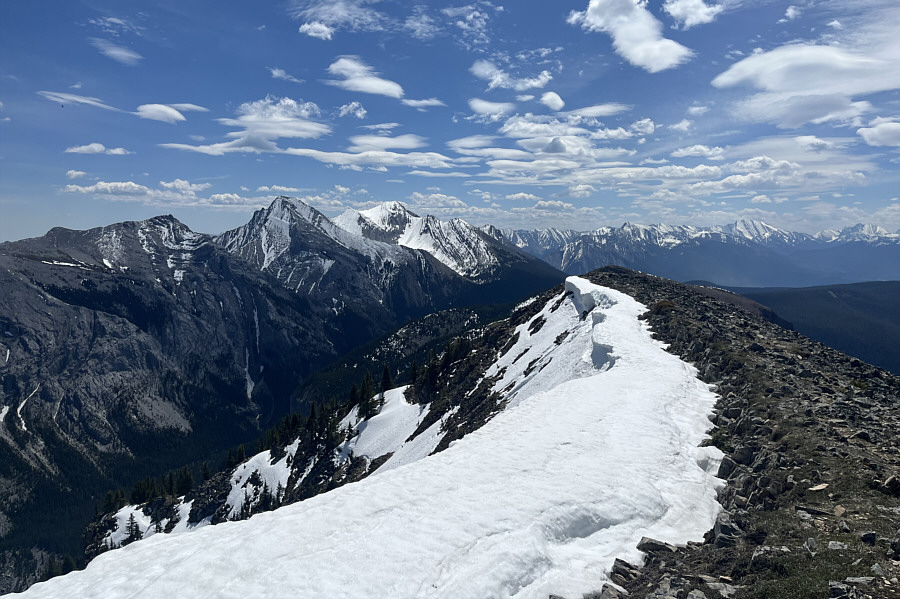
<box><xmin>0</xmin><ymin>215</ymin><xmax>342</xmax><ymax>591</ymax></box>
<box><xmin>502</xmin><ymin>220</ymin><xmax>900</xmax><ymax>286</ymax></box>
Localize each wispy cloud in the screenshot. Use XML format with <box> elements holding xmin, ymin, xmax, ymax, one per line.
<box><xmin>89</xmin><ymin>38</ymin><xmax>143</xmax><ymax>66</ymax></box>
<box><xmin>470</xmin><ymin>60</ymin><xmax>552</xmax><ymax>91</ymax></box>
<box><xmin>38</xmin><ymin>91</ymin><xmax>121</xmax><ymax>112</ymax></box>
<box><xmin>401</xmin><ymin>98</ymin><xmax>446</xmax><ymax>110</ymax></box>
<box><xmin>291</xmin><ymin>0</ymin><xmax>387</xmax><ymax>39</ymax></box>
<box><xmin>268</xmin><ymin>67</ymin><xmax>304</xmax><ymax>83</ymax></box>
<box><xmin>65</xmin><ymin>170</ymin><xmax>87</xmax><ymax>179</ymax></box>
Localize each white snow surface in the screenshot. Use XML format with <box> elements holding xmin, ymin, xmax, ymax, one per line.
<box><xmin>225</xmin><ymin>439</ymin><xmax>300</xmax><ymax>519</ymax></box>
<box><xmin>338</xmin><ymin>386</ymin><xmax>428</xmax><ymax>465</ymax></box>
<box><xmin>17</xmin><ymin>277</ymin><xmax>724</xmax><ymax>599</ymax></box>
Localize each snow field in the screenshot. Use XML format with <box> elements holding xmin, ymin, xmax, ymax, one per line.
<box><xmin>18</xmin><ymin>276</ymin><xmax>723</xmax><ymax>599</ymax></box>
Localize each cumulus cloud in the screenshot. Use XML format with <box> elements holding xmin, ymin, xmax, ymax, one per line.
<box><xmin>404</xmin><ymin>9</ymin><xmax>439</xmax><ymax>40</ymax></box>
<box><xmin>687</xmin><ymin>105</ymin><xmax>709</xmax><ymax>116</ymax></box>
<box><xmin>66</xmin><ymin>181</ymin><xmax>151</xmax><ymax>195</ymax></box>
<box><xmin>347</xmin><ymin>134</ymin><xmax>428</xmax><ymax>152</ymax></box>
<box><xmin>535</xmin><ymin>200</ymin><xmax>575</xmax><ymax>210</ymax></box>
<box><xmin>269</xmin><ymin>67</ymin><xmax>304</xmax><ymax>83</ymax></box>
<box><xmin>540</xmin><ymin>92</ymin><xmax>565</xmax><ymax>111</ymax></box>
<box><xmin>89</xmin><ymin>38</ymin><xmax>143</xmax><ymax>65</ymax></box>
<box><xmin>339</xmin><ymin>101</ymin><xmax>367</xmax><ymax>118</ymax></box>
<box><xmin>778</xmin><ymin>6</ymin><xmax>801</xmax><ymax>23</ymax></box>
<box><xmin>858</xmin><ymin>120</ymin><xmax>900</xmax><ymax>146</ymax></box>
<box><xmin>326</xmin><ymin>56</ymin><xmax>404</xmax><ymax>98</ymax></box>
<box><xmin>506</xmin><ymin>192</ymin><xmax>541</xmax><ymax>201</ymax></box>
<box><xmin>669</xmin><ymin>119</ymin><xmax>692</xmax><ymax>132</ymax></box>
<box><xmin>671</xmin><ymin>144</ymin><xmax>725</xmax><ymax>160</ymax></box>
<box><xmin>630</xmin><ymin>118</ymin><xmax>656</xmax><ymax>135</ymax></box>
<box><xmin>160</xmin><ymin>179</ymin><xmax>211</xmax><ymax>192</ymax></box>
<box><xmin>299</xmin><ymin>21</ymin><xmax>335</xmax><ymax>39</ymax></box>
<box><xmin>468</xmin><ymin>98</ymin><xmax>516</xmax><ymax>121</ymax></box>
<box><xmin>568</xmin><ymin>0</ymin><xmax>694</xmax><ymax>72</ymax></box>
<box><xmin>663</xmin><ymin>0</ymin><xmax>723</xmax><ymax>29</ymax></box>
<box><xmin>569</xmin><ymin>184</ymin><xmax>597</xmax><ymax>198</ymax></box>
<box><xmin>257</xmin><ymin>185</ymin><xmax>300</xmax><ymax>192</ymax></box>
<box><xmin>470</xmin><ymin>60</ymin><xmax>553</xmax><ymax>91</ymax></box>
<box><xmin>64</xmin><ymin>142</ymin><xmax>132</xmax><ymax>155</ymax></box>
<box><xmin>66</xmin><ymin>170</ymin><xmax>87</xmax><ymax>179</ymax></box>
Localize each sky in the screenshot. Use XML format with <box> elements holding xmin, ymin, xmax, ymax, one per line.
<box><xmin>1</xmin><ymin>0</ymin><xmax>899</xmax><ymax>241</ymax></box>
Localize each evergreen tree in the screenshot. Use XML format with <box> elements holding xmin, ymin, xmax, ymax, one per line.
<box><xmin>408</xmin><ymin>361</ymin><xmax>419</xmax><ymax>385</ymax></box>
<box><xmin>235</xmin><ymin>444</ymin><xmax>246</xmax><ymax>463</ymax></box>
<box><xmin>381</xmin><ymin>365</ymin><xmax>393</xmax><ymax>393</ymax></box>
<box><xmin>125</xmin><ymin>513</ymin><xmax>141</xmax><ymax>544</ymax></box>
<box><xmin>201</xmin><ymin>461</ymin><xmax>211</xmax><ymax>482</ymax></box>
<box><xmin>175</xmin><ymin>467</ymin><xmax>194</xmax><ymax>496</ymax></box>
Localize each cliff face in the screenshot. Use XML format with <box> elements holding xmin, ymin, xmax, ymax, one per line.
<box><xmin>581</xmin><ymin>267</ymin><xmax>900</xmax><ymax>599</ymax></box>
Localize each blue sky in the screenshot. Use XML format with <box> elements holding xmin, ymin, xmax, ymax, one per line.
<box><xmin>1</xmin><ymin>0</ymin><xmax>898</xmax><ymax>241</ymax></box>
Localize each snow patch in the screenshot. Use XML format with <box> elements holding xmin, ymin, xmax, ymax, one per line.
<box><xmin>225</xmin><ymin>439</ymin><xmax>300</xmax><ymax>519</ymax></box>
<box><xmin>338</xmin><ymin>387</ymin><xmax>429</xmax><ymax>467</ymax></box>
<box><xmin>17</xmin><ymin>385</ymin><xmax>39</xmax><ymax>432</ymax></box>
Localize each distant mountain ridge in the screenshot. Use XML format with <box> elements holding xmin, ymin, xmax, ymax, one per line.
<box><xmin>499</xmin><ymin>219</ymin><xmax>900</xmax><ymax>286</ymax></box>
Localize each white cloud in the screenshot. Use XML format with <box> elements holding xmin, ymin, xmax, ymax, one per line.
<box><xmin>347</xmin><ymin>134</ymin><xmax>428</xmax><ymax>152</ymax></box>
<box><xmin>671</xmin><ymin>144</ymin><xmax>725</xmax><ymax>160</ymax></box>
<box><xmin>269</xmin><ymin>67</ymin><xmax>304</xmax><ymax>83</ymax></box>
<box><xmin>64</xmin><ymin>142</ymin><xmax>132</xmax><ymax>155</ymax></box>
<box><xmin>135</xmin><ymin>104</ymin><xmax>186</xmax><ymax>123</ymax></box>
<box><xmin>401</xmin><ymin>98</ymin><xmax>446</xmax><ymax>109</ymax></box>
<box><xmin>161</xmin><ymin>96</ymin><xmax>329</xmax><ymax>155</ymax></box>
<box><xmin>404</xmin><ymin>9</ymin><xmax>439</xmax><ymax>40</ymax></box>
<box><xmin>334</xmin><ymin>185</ymin><xmax>350</xmax><ymax>194</ymax></box>
<box><xmin>506</xmin><ymin>192</ymin><xmax>540</xmax><ymax>201</ymax></box>
<box><xmin>517</xmin><ymin>95</ymin><xmax>535</xmax><ymax>102</ymax></box>
<box><xmin>540</xmin><ymin>92</ymin><xmax>565</xmax><ymax>111</ymax></box>
<box><xmin>362</xmin><ymin>122</ymin><xmax>400</xmax><ymax>131</ymax></box>
<box><xmin>442</xmin><ymin>4</ymin><xmax>494</xmax><ymax>48</ymax></box>
<box><xmin>66</xmin><ymin>170</ymin><xmax>87</xmax><ymax>179</ymax></box>
<box><xmin>565</xmin><ymin>103</ymin><xmax>631</xmax><ymax>118</ymax></box>
<box><xmin>160</xmin><ymin>179</ymin><xmax>211</xmax><ymax>192</ymax></box>
<box><xmin>535</xmin><ymin>200</ymin><xmax>574</xmax><ymax>210</ymax></box>
<box><xmin>447</xmin><ymin>135</ymin><xmax>496</xmax><ymax>150</ymax></box>
<box><xmin>568</xmin><ymin>0</ymin><xmax>694</xmax><ymax>73</ymax></box>
<box><xmin>408</xmin><ymin>191</ymin><xmax>467</xmax><ymax>208</ymax></box>
<box><xmin>290</xmin><ymin>0</ymin><xmax>386</xmax><ymax>38</ymax></box>
<box><xmin>65</xmin><ymin>181</ymin><xmax>151</xmax><ymax>195</ymax></box>
<box><xmin>687</xmin><ymin>105</ymin><xmax>709</xmax><ymax>116</ymax></box>
<box><xmin>778</xmin><ymin>6</ymin><xmax>801</xmax><ymax>23</ymax></box>
<box><xmin>858</xmin><ymin>121</ymin><xmax>900</xmax><ymax>146</ymax></box>
<box><xmin>827</xmin><ymin>19</ymin><xmax>843</xmax><ymax>30</ymax></box>
<box><xmin>299</xmin><ymin>21</ymin><xmax>335</xmax><ymax>39</ymax></box>
<box><xmin>712</xmin><ymin>26</ymin><xmax>900</xmax><ymax>128</ymax></box>
<box><xmin>569</xmin><ymin>184</ymin><xmax>597</xmax><ymax>198</ymax></box>
<box><xmin>669</xmin><ymin>119</ymin><xmax>692</xmax><ymax>132</ymax></box>
<box><xmin>38</xmin><ymin>91</ymin><xmax>121</xmax><ymax>112</ymax></box>
<box><xmin>663</xmin><ymin>0</ymin><xmax>723</xmax><ymax>29</ymax></box>
<box><xmin>326</xmin><ymin>56</ymin><xmax>404</xmax><ymax>98</ymax></box>
<box><xmin>284</xmin><ymin>147</ymin><xmax>455</xmax><ymax>170</ymax></box>
<box><xmin>468</xmin><ymin>98</ymin><xmax>516</xmax><ymax>121</ymax></box>
<box><xmin>339</xmin><ymin>101</ymin><xmax>367</xmax><ymax>118</ymax></box>
<box><xmin>89</xmin><ymin>38</ymin><xmax>143</xmax><ymax>66</ymax></box>
<box><xmin>630</xmin><ymin>118</ymin><xmax>655</xmax><ymax>135</ymax></box>
<box><xmin>470</xmin><ymin>60</ymin><xmax>553</xmax><ymax>91</ymax></box>
<box><xmin>257</xmin><ymin>185</ymin><xmax>300</xmax><ymax>192</ymax></box>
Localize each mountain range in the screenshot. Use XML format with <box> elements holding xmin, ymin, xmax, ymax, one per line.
<box><xmin>498</xmin><ymin>220</ymin><xmax>900</xmax><ymax>286</ymax></box>
<box><xmin>1</xmin><ymin>197</ymin><xmax>898</xmax><ymax>594</ymax></box>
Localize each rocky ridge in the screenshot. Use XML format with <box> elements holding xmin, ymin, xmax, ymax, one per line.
<box><xmin>573</xmin><ymin>267</ymin><xmax>900</xmax><ymax>599</ymax></box>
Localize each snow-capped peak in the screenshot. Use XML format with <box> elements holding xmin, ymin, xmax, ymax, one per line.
<box><xmin>334</xmin><ymin>201</ymin><xmax>500</xmax><ymax>277</ymax></box>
